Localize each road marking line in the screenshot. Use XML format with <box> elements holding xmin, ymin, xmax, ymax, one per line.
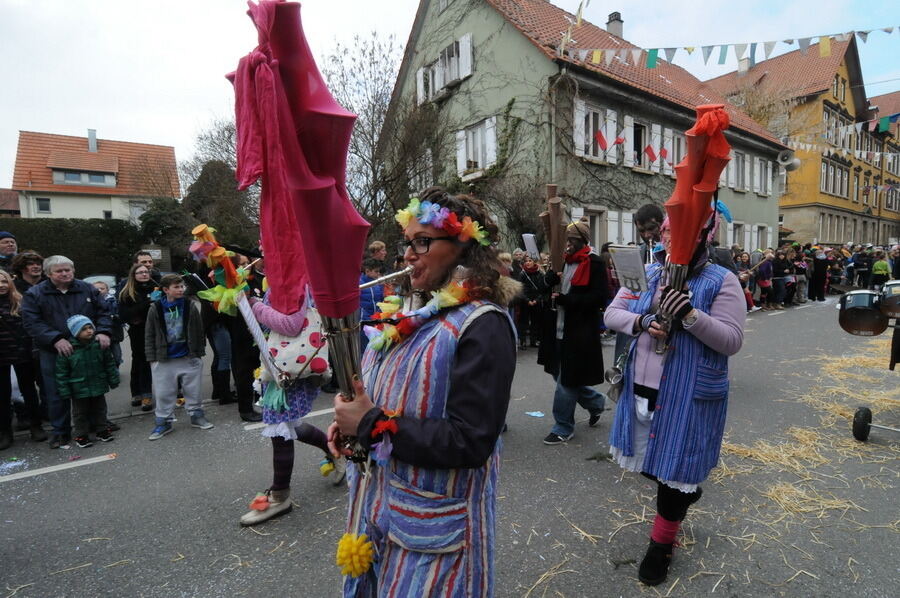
<box><xmin>243</xmin><ymin>407</ymin><xmax>335</xmax><ymax>431</ymax></box>
<box><xmin>767</xmin><ymin>311</ymin><xmax>785</xmax><ymax>316</ymax></box>
<box><xmin>0</xmin><ymin>453</ymin><xmax>117</xmax><ymax>484</ymax></box>
<box><xmin>796</xmin><ymin>305</ymin><xmax>811</xmax><ymax>309</ymax></box>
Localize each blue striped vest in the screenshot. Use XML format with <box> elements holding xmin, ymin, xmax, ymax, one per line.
<box><xmin>344</xmin><ymin>300</ymin><xmax>511</xmax><ymax>598</ymax></box>
<box><xmin>608</xmin><ymin>262</ymin><xmax>731</xmax><ymax>485</ymax></box>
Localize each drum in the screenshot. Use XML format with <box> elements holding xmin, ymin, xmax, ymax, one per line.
<box><xmin>880</xmin><ymin>280</ymin><xmax>900</xmax><ymax>318</ymax></box>
<box><xmin>839</xmin><ymin>290</ymin><xmax>888</xmax><ymax>336</ymax></box>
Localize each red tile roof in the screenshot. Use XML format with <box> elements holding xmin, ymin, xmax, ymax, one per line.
<box><xmin>484</xmin><ymin>0</ymin><xmax>783</xmax><ymax>146</ymax></box>
<box><xmin>12</xmin><ymin>131</ymin><xmax>180</xmax><ymax>198</ymax></box>
<box><xmin>0</xmin><ymin>188</ymin><xmax>20</xmax><ymax>215</ymax></box>
<box><xmin>706</xmin><ymin>40</ymin><xmax>852</xmax><ymax>100</ymax></box>
<box><xmin>870</xmin><ymin>91</ymin><xmax>900</xmax><ymax>139</ymax></box>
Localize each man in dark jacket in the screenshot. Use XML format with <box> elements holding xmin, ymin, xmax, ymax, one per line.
<box><xmin>538</xmin><ymin>220</ymin><xmax>609</xmax><ymax>444</ymax></box>
<box><xmin>21</xmin><ymin>255</ymin><xmax>112</xmax><ymax>448</ymax></box>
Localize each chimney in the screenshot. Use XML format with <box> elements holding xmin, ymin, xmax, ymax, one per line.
<box><xmin>606</xmin><ymin>12</ymin><xmax>623</xmax><ymax>39</ymax></box>
<box><xmin>737</xmin><ymin>57</ymin><xmax>749</xmax><ymax>75</ymax></box>
<box><xmin>88</xmin><ymin>129</ymin><xmax>97</xmax><ymax>153</ymax></box>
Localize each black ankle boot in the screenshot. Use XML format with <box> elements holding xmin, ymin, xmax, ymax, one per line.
<box><xmin>638</xmin><ymin>540</ymin><xmax>673</xmax><ymax>586</ymax></box>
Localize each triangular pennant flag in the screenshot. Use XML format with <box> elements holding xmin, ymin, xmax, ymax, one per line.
<box><xmin>618</xmin><ymin>48</ymin><xmax>630</xmax><ymax>64</ymax></box>
<box><xmin>879</xmin><ymin>117</ymin><xmax>890</xmax><ymax>132</ymax></box>
<box><xmin>858</xmin><ymin>31</ymin><xmax>869</xmax><ymax>43</ymax></box>
<box><xmin>834</xmin><ymin>32</ymin><xmax>851</xmax><ymax>42</ymax></box>
<box><xmin>631</xmin><ymin>48</ymin><xmax>643</xmax><ymax>66</ymax></box>
<box><xmin>733</xmin><ymin>43</ymin><xmax>748</xmax><ymax>60</ymax></box>
<box><xmin>664</xmin><ymin>47</ymin><xmax>677</xmax><ymax>62</ymax></box>
<box><xmin>591</xmin><ymin>49</ymin><xmax>602</xmax><ymax>64</ymax></box>
<box><xmin>684</xmin><ymin>46</ymin><xmax>695</xmax><ymax>55</ymax></box>
<box><xmin>764</xmin><ymin>41</ymin><xmax>777</xmax><ymax>59</ymax></box>
<box><xmin>869</xmin><ymin>120</ymin><xmax>878</xmax><ymax>132</ymax></box>
<box><xmin>644</xmin><ymin>144</ymin><xmax>658</xmax><ymax>163</ymax></box>
<box><xmin>855</xmin><ymin>122</ymin><xmax>864</xmax><ymax>133</ymax></box>
<box><xmin>819</xmin><ymin>36</ymin><xmax>831</xmax><ymax>57</ymax></box>
<box><xmin>883</xmin><ymin>27</ymin><xmax>894</xmax><ymax>34</ymax></box>
<box><xmin>578</xmin><ymin>49</ymin><xmax>589</xmax><ymax>62</ymax></box>
<box><xmin>613</xmin><ymin>134</ymin><xmax>626</xmax><ymax>145</ymax></box>
<box><xmin>702</xmin><ymin>45</ymin><xmax>714</xmax><ymax>64</ymax></box>
<box><xmin>783</xmin><ymin>39</ymin><xmax>794</xmax><ymax>45</ymax></box>
<box><xmin>798</xmin><ymin>38</ymin><xmax>811</xmax><ymax>54</ymax></box>
<box><xmin>594</xmin><ymin>129</ymin><xmax>608</xmax><ymax>152</ymax></box>
<box><xmin>659</xmin><ymin>147</ymin><xmax>669</xmax><ymax>162</ymax></box>
<box><xmin>646</xmin><ymin>48</ymin><xmax>659</xmax><ymax>68</ymax></box>
<box><xmin>605</xmin><ymin>50</ymin><xmax>616</xmax><ymax>66</ymax></box>
<box><xmin>717</xmin><ymin>45</ymin><xmax>728</xmax><ymax>65</ymax></box>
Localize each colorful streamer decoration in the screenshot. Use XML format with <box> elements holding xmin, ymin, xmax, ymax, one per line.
<box><xmin>189</xmin><ymin>223</ymin><xmax>249</xmax><ymax>316</ymax></box>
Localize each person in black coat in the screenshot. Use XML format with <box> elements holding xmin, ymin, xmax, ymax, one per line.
<box><xmin>537</xmin><ymin>220</ymin><xmax>609</xmax><ymax>445</ymax></box>
<box><xmin>515</xmin><ymin>255</ymin><xmax>550</xmax><ymax>348</ymax></box>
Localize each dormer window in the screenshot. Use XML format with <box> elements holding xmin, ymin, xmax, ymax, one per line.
<box><xmin>53</xmin><ymin>170</ymin><xmax>115</xmax><ymax>187</ymax></box>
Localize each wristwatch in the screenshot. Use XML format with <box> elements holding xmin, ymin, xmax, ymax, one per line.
<box><xmin>682</xmin><ymin>310</ymin><xmax>699</xmax><ymax>327</ymax></box>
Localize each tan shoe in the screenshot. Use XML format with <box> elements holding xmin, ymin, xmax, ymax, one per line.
<box><xmin>239</xmin><ymin>488</ymin><xmax>292</xmax><ymax>526</ymax></box>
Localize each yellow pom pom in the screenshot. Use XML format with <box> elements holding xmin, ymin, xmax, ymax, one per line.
<box><xmin>336</xmin><ymin>533</ymin><xmax>374</xmax><ymax>577</ymax></box>
<box><xmin>320</xmin><ymin>460</ymin><xmax>335</xmax><ymax>477</ymax></box>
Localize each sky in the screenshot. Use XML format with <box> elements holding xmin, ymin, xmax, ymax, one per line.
<box><xmin>1</xmin><ymin>0</ymin><xmax>898</xmax><ymax>189</ymax></box>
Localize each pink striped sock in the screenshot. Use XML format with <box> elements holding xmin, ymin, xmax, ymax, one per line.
<box><xmin>650</xmin><ymin>514</ymin><xmax>681</xmax><ymax>545</ymax></box>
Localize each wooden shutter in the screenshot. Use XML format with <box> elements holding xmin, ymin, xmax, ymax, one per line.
<box><xmin>605</xmin><ymin>109</ymin><xmax>618</xmax><ymax>164</ymax></box>
<box><xmin>651</xmin><ymin>123</ymin><xmax>662</xmax><ymax>172</ymax></box>
<box><xmin>607</xmin><ymin>211</ymin><xmax>620</xmax><ymax>244</ymax></box>
<box><xmin>727</xmin><ymin>159</ymin><xmax>736</xmax><ymax>188</ymax></box>
<box><xmin>726</xmin><ymin>222</ymin><xmax>734</xmax><ymax>245</ymax></box>
<box><xmin>623</xmin><ymin>115</ymin><xmax>634</xmax><ymax>167</ymax></box>
<box><xmin>456</xmin><ymin>130</ymin><xmax>466</xmax><ymax>175</ymax></box>
<box><xmin>459</xmin><ymin>33</ymin><xmax>473</xmax><ymax>78</ymax></box>
<box><xmin>573</xmin><ymin>98</ymin><xmax>586</xmax><ymax>157</ymax></box>
<box><xmin>753</xmin><ymin>157</ymin><xmax>761</xmax><ymax>193</ymax></box>
<box><xmin>416</xmin><ymin>68</ymin><xmax>425</xmax><ymax>105</ymax></box>
<box><xmin>662</xmin><ymin>128</ymin><xmax>673</xmax><ymax>175</ymax></box>
<box><xmin>766</xmin><ymin>226</ymin><xmax>773</xmax><ymax>249</ymax></box>
<box><xmin>744</xmin><ymin>226</ymin><xmax>752</xmax><ymax>251</ymax></box>
<box><xmin>484</xmin><ymin>117</ymin><xmax>497</xmax><ymax>167</ymax></box>
<box><xmin>743</xmin><ymin>153</ymin><xmax>751</xmax><ymax>191</ymax></box>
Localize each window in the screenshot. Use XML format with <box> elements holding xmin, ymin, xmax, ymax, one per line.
<box><xmin>840</xmin><ymin>78</ymin><xmax>847</xmax><ymax>101</ymax></box>
<box><xmin>758</xmin><ymin>159</ymin><xmax>770</xmax><ymax>195</ymax></box>
<box><xmin>672</xmin><ymin>133</ymin><xmax>686</xmax><ymax>165</ymax></box>
<box><xmin>733</xmin><ymin>223</ymin><xmax>744</xmax><ymax>245</ymax></box>
<box><xmin>841</xmin><ymin>168</ymin><xmax>848</xmax><ymax>198</ymax></box>
<box><xmin>757</xmin><ymin>225</ymin><xmax>767</xmax><ymax>250</ymax></box>
<box><xmin>440</xmin><ymin>40</ymin><xmax>460</xmax><ymax>84</ymax></box>
<box><xmin>456</xmin><ymin>118</ymin><xmax>496</xmax><ymax>175</ymax></box>
<box><xmin>732</xmin><ymin>152</ymin><xmax>746</xmax><ymax>190</ymax></box>
<box><xmin>833</xmin><ymin>74</ymin><xmax>840</xmax><ymax>97</ymax></box>
<box><xmin>632</xmin><ymin>122</ymin><xmax>648</xmax><ymax>169</ymax></box>
<box><xmin>820</xmin><ymin>162</ymin><xmax>827</xmax><ymax>191</ymax></box>
<box><xmin>416</xmin><ymin>33</ymin><xmax>472</xmax><ymax>104</ymax></box>
<box><xmin>853</xmin><ymin>174</ymin><xmax>859</xmax><ymax>202</ymax></box>
<box><xmin>583</xmin><ymin>105</ymin><xmax>605</xmax><ymax>159</ymax></box>
<box><xmin>103</xmin><ymin>210</ymin><xmax>112</xmax><ymax>219</ymax></box>
<box><xmin>438</xmin><ymin>0</ymin><xmax>453</xmax><ymax>11</ymax></box>
<box><xmin>36</xmin><ymin>198</ymin><xmax>51</xmax><ymax>213</ymax></box>
<box><xmin>827</xmin><ymin>164</ymin><xmax>835</xmax><ymax>194</ymax></box>
<box><xmin>863</xmin><ymin>177</ymin><xmax>870</xmax><ymax>204</ymax></box>
<box><xmin>64</xmin><ymin>171</ymin><xmax>81</xmax><ymax>182</ymax></box>
<box><xmin>89</xmin><ymin>173</ymin><xmax>106</xmax><ymax>183</ymax></box>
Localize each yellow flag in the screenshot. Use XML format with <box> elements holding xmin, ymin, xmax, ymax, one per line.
<box><xmin>684</xmin><ymin>46</ymin><xmax>695</xmax><ymax>54</ymax></box>
<box><xmin>591</xmin><ymin>49</ymin><xmax>602</xmax><ymax>64</ymax></box>
<box><xmin>819</xmin><ymin>36</ymin><xmax>831</xmax><ymax>57</ymax></box>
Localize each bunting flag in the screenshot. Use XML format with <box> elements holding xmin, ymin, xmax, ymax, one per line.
<box><xmin>644</xmin><ymin>144</ymin><xmax>658</xmax><ymax>163</ymax></box>
<box><xmin>613</xmin><ymin>135</ymin><xmax>626</xmax><ymax>146</ymax></box>
<box><xmin>594</xmin><ymin>129</ymin><xmax>608</xmax><ymax>151</ymax></box>
<box><xmin>879</xmin><ymin>117</ymin><xmax>890</xmax><ymax>132</ymax></box>
<box><xmin>659</xmin><ymin>147</ymin><xmax>669</xmax><ymax>162</ymax></box>
<box><xmin>556</xmin><ymin>23</ymin><xmax>898</xmax><ymax>69</ymax></box>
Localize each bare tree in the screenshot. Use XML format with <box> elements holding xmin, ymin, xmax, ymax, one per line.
<box><xmin>320</xmin><ymin>31</ymin><xmax>404</xmax><ymax>232</ymax></box>
<box><xmin>179</xmin><ymin>118</ymin><xmax>237</xmax><ymax>191</ymax></box>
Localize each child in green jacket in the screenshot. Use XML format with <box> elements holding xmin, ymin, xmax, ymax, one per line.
<box><xmin>55</xmin><ymin>315</ymin><xmax>120</xmax><ymax>448</ymax></box>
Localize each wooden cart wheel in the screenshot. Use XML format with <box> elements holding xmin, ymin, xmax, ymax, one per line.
<box><xmin>852</xmin><ymin>407</ymin><xmax>872</xmax><ymax>442</ymax></box>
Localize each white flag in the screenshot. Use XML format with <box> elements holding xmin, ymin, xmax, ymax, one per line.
<box><xmin>763</xmin><ymin>41</ymin><xmax>777</xmax><ymax>59</ymax></box>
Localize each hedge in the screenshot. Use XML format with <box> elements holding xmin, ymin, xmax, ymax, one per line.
<box><xmin>0</xmin><ymin>218</ymin><xmax>145</xmax><ymax>279</ymax></box>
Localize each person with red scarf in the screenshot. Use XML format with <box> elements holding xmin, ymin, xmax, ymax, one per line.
<box><xmin>537</xmin><ymin>219</ymin><xmax>610</xmax><ymax>444</ymax></box>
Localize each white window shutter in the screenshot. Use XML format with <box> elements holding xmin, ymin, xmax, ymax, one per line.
<box><xmin>662</xmin><ymin>128</ymin><xmax>673</xmax><ymax>175</ymax></box>
<box><xmin>623</xmin><ymin>115</ymin><xmax>634</xmax><ymax>167</ymax></box>
<box><xmin>753</xmin><ymin>158</ymin><xmax>761</xmax><ymax>193</ymax></box>
<box><xmin>719</xmin><ymin>161</ymin><xmax>727</xmax><ymax>187</ymax></box>
<box><xmin>651</xmin><ymin>123</ymin><xmax>662</xmax><ymax>172</ymax></box>
<box><xmin>743</xmin><ymin>153</ymin><xmax>751</xmax><ymax>190</ymax></box>
<box><xmin>434</xmin><ymin>62</ymin><xmax>445</xmax><ymax>91</ymax></box>
<box><xmin>416</xmin><ymin>68</ymin><xmax>425</xmax><ymax>105</ymax></box>
<box><xmin>744</xmin><ymin>227</ymin><xmax>752</xmax><ymax>251</ymax></box>
<box><xmin>769</xmin><ymin>161</ymin><xmax>775</xmax><ymax>195</ymax></box>
<box><xmin>459</xmin><ymin>33</ymin><xmax>473</xmax><ymax>79</ymax></box>
<box><xmin>727</xmin><ymin>159</ymin><xmax>736</xmax><ymax>188</ymax></box>
<box><xmin>456</xmin><ymin>130</ymin><xmax>466</xmax><ymax>175</ymax></box>
<box><xmin>726</xmin><ymin>222</ymin><xmax>734</xmax><ymax>245</ymax></box>
<box><xmin>607</xmin><ymin>211</ymin><xmax>620</xmax><ymax>244</ymax></box>
<box><xmin>605</xmin><ymin>109</ymin><xmax>618</xmax><ymax>164</ymax></box>
<box><xmin>573</xmin><ymin>98</ymin><xmax>586</xmax><ymax>157</ymax></box>
<box><xmin>749</xmin><ymin>224</ymin><xmax>758</xmax><ymax>251</ymax></box>
<box><xmin>767</xmin><ymin>226</ymin><xmax>773</xmax><ymax>249</ymax></box>
<box><xmin>484</xmin><ymin>117</ymin><xmax>497</xmax><ymax>167</ymax></box>
<box><xmin>622</xmin><ymin>212</ymin><xmax>635</xmax><ymax>244</ymax></box>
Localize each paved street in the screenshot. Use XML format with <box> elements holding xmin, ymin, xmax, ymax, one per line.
<box><xmin>2</xmin><ymin>296</ymin><xmax>898</xmax><ymax>597</ymax></box>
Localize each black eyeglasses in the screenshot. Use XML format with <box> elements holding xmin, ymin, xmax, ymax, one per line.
<box><xmin>397</xmin><ymin>236</ymin><xmax>457</xmax><ymax>255</ymax></box>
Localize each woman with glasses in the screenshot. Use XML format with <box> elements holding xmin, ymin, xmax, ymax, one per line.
<box><xmin>330</xmin><ymin>187</ymin><xmax>519</xmax><ymax>597</ymax></box>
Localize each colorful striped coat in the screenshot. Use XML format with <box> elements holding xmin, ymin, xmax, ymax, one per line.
<box><xmin>609</xmin><ymin>263</ymin><xmax>733</xmax><ymax>484</ymax></box>
<box><xmin>344</xmin><ymin>301</ymin><xmax>512</xmax><ymax>598</ymax></box>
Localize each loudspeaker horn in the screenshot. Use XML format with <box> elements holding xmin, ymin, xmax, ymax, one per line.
<box><xmin>776</xmin><ymin>150</ymin><xmax>801</xmax><ymax>172</ymax></box>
